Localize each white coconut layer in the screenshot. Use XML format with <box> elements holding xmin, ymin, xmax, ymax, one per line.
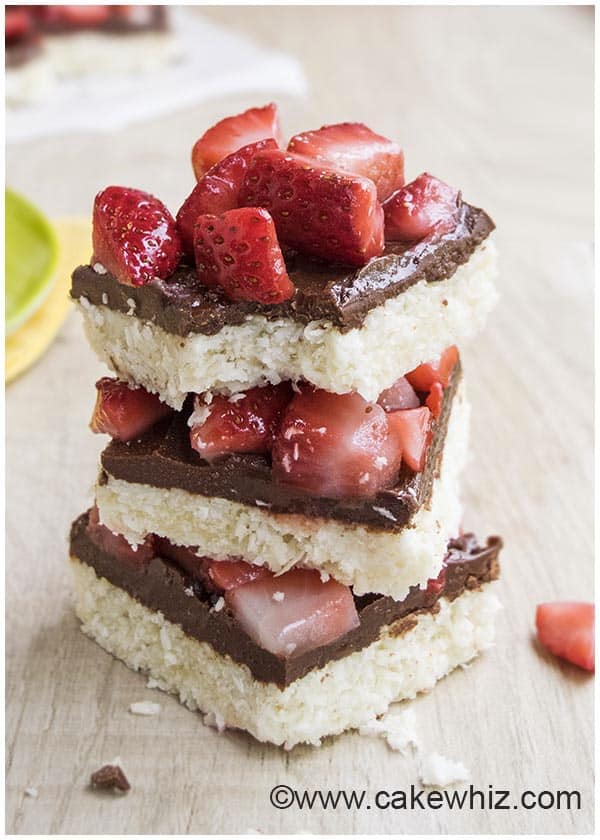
<box><xmin>78</xmin><ymin>240</ymin><xmax>498</xmax><ymax>408</ymax></box>
<box><xmin>71</xmin><ymin>556</ymin><xmax>501</xmax><ymax>748</ymax></box>
<box><xmin>95</xmin><ymin>384</ymin><xmax>469</xmax><ymax>601</ymax></box>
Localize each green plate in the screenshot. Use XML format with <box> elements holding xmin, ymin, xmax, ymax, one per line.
<box><xmin>5</xmin><ymin>189</ymin><xmax>59</xmax><ymax>337</ymax></box>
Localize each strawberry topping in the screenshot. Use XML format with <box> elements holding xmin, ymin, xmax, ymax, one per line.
<box><xmin>272</xmin><ymin>387</ymin><xmax>403</xmax><ymax>498</ymax></box>
<box><xmin>536</xmin><ymin>602</ymin><xmax>595</xmax><ymax>672</ymax></box>
<box><xmin>209</xmin><ymin>559</ymin><xmax>271</xmax><ymax>591</ymax></box>
<box><xmin>387</xmin><ymin>406</ymin><xmax>432</xmax><ymax>473</ymax></box>
<box><xmin>377</xmin><ymin>376</ymin><xmax>420</xmax><ymax>412</ymax></box>
<box><xmin>194</xmin><ymin>207</ymin><xmax>295</xmax><ymax>304</ymax></box>
<box><xmin>5</xmin><ymin>9</ymin><xmax>33</xmax><ymax>41</ymax></box>
<box><xmin>87</xmin><ymin>505</ymin><xmax>154</xmax><ymax>570</ymax></box>
<box><xmin>90</xmin><ymin>378</ymin><xmax>173</xmax><ymax>441</ymax></box>
<box><xmin>288</xmin><ymin>122</ymin><xmax>404</xmax><ymax>201</ymax></box>
<box><xmin>92</xmin><ymin>186</ymin><xmax>182</xmax><ymax>286</ymax></box>
<box><xmin>189</xmin><ymin>383</ymin><xmax>293</xmax><ymax>461</ymax></box>
<box><xmin>191</xmin><ymin>103</ymin><xmax>282</xmax><ymax>180</ymax></box>
<box><xmin>405</xmin><ymin>346</ymin><xmax>459</xmax><ymax>392</ymax></box>
<box><xmin>176</xmin><ymin>138</ymin><xmax>278</xmax><ymax>255</ymax></box>
<box><xmin>383</xmin><ymin>173</ymin><xmax>460</xmax><ymax>242</ymax></box>
<box><xmin>426</xmin><ymin>381</ymin><xmax>444</xmax><ymax>419</ymax></box>
<box><xmin>239</xmin><ymin>149</ymin><xmax>385</xmax><ymax>266</ymax></box>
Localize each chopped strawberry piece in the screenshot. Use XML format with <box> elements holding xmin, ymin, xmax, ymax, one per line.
<box><xmin>194</xmin><ymin>207</ymin><xmax>295</xmax><ymax>304</ymax></box>
<box><xmin>225</xmin><ymin>568</ymin><xmax>360</xmax><ymax>658</ymax></box>
<box><xmin>383</xmin><ymin>173</ymin><xmax>460</xmax><ymax>242</ymax></box>
<box><xmin>387</xmin><ymin>406</ymin><xmax>432</xmax><ymax>473</ymax></box>
<box><xmin>426</xmin><ymin>381</ymin><xmax>444</xmax><ymax>419</ymax></box>
<box><xmin>405</xmin><ymin>346</ymin><xmax>459</xmax><ymax>392</ymax></box>
<box><xmin>90</xmin><ymin>377</ymin><xmax>173</xmax><ymax>441</ymax></box>
<box><xmin>288</xmin><ymin>122</ymin><xmax>404</xmax><ymax>201</ymax></box>
<box><xmin>239</xmin><ymin>149</ymin><xmax>385</xmax><ymax>266</ymax></box>
<box><xmin>154</xmin><ymin>537</ymin><xmax>217</xmax><ymax>591</ymax></box>
<box><xmin>536</xmin><ymin>602</ymin><xmax>595</xmax><ymax>672</ymax></box>
<box><xmin>177</xmin><ymin>138</ymin><xmax>278</xmax><ymax>255</ymax></box>
<box><xmin>209</xmin><ymin>559</ymin><xmax>271</xmax><ymax>591</ymax></box>
<box><xmin>426</xmin><ymin>567</ymin><xmax>446</xmax><ymax>596</ymax></box>
<box><xmin>5</xmin><ymin>9</ymin><xmax>33</xmax><ymax>41</ymax></box>
<box><xmin>189</xmin><ymin>383</ymin><xmax>293</xmax><ymax>461</ymax></box>
<box><xmin>92</xmin><ymin>186</ymin><xmax>182</xmax><ymax>287</ymax></box>
<box><xmin>191</xmin><ymin>103</ymin><xmax>282</xmax><ymax>180</ymax></box>
<box><xmin>272</xmin><ymin>387</ymin><xmax>403</xmax><ymax>498</ymax></box>
<box><xmin>87</xmin><ymin>505</ymin><xmax>154</xmax><ymax>570</ymax></box>
<box><xmin>57</xmin><ymin>6</ymin><xmax>111</xmax><ymax>26</ymax></box>
<box><xmin>377</xmin><ymin>376</ymin><xmax>420</xmax><ymax>412</ymax></box>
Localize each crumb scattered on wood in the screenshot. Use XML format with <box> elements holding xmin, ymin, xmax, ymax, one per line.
<box><xmin>90</xmin><ymin>764</ymin><xmax>131</xmax><ymax>793</ymax></box>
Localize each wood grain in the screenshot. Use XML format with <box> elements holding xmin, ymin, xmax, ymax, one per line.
<box><xmin>6</xmin><ymin>6</ymin><xmax>593</xmax><ymax>834</ymax></box>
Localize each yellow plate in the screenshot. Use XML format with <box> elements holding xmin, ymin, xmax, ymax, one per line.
<box><xmin>6</xmin><ymin>217</ymin><xmax>91</xmax><ymax>384</ymax></box>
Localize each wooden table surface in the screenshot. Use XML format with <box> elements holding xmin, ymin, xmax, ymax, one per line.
<box><xmin>6</xmin><ymin>6</ymin><xmax>594</xmax><ymax>835</ymax></box>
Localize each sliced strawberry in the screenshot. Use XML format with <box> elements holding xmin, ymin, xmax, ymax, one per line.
<box><xmin>272</xmin><ymin>387</ymin><xmax>403</xmax><ymax>498</ymax></box>
<box><xmin>154</xmin><ymin>537</ymin><xmax>218</xmax><ymax>592</ymax></box>
<box><xmin>387</xmin><ymin>406</ymin><xmax>432</xmax><ymax>473</ymax></box>
<box><xmin>189</xmin><ymin>383</ymin><xmax>293</xmax><ymax>461</ymax></box>
<box><xmin>58</xmin><ymin>6</ymin><xmax>111</xmax><ymax>26</ymax></box>
<box><xmin>405</xmin><ymin>346</ymin><xmax>459</xmax><ymax>392</ymax></box>
<box><xmin>92</xmin><ymin>186</ymin><xmax>182</xmax><ymax>287</ymax></box>
<box><xmin>383</xmin><ymin>173</ymin><xmax>460</xmax><ymax>242</ymax></box>
<box><xmin>87</xmin><ymin>505</ymin><xmax>154</xmax><ymax>570</ymax></box>
<box><xmin>239</xmin><ymin>149</ymin><xmax>385</xmax><ymax>266</ymax></box>
<box><xmin>90</xmin><ymin>377</ymin><xmax>173</xmax><ymax>441</ymax></box>
<box><xmin>194</xmin><ymin>207</ymin><xmax>294</xmax><ymax>304</ymax></box>
<box><xmin>377</xmin><ymin>376</ymin><xmax>420</xmax><ymax>412</ymax></box>
<box><xmin>5</xmin><ymin>9</ymin><xmax>33</xmax><ymax>41</ymax></box>
<box><xmin>225</xmin><ymin>567</ymin><xmax>360</xmax><ymax>658</ymax></box>
<box><xmin>288</xmin><ymin>122</ymin><xmax>404</xmax><ymax>201</ymax></box>
<box><xmin>177</xmin><ymin>138</ymin><xmax>278</xmax><ymax>255</ymax></box>
<box><xmin>426</xmin><ymin>566</ymin><xmax>446</xmax><ymax>596</ymax></box>
<box><xmin>209</xmin><ymin>559</ymin><xmax>271</xmax><ymax>591</ymax></box>
<box><xmin>426</xmin><ymin>381</ymin><xmax>444</xmax><ymax>419</ymax></box>
<box><xmin>191</xmin><ymin>103</ymin><xmax>282</xmax><ymax>180</ymax></box>
<box><xmin>536</xmin><ymin>602</ymin><xmax>595</xmax><ymax>672</ymax></box>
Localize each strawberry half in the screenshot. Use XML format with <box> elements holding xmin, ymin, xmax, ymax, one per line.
<box><xmin>288</xmin><ymin>122</ymin><xmax>404</xmax><ymax>201</ymax></box>
<box><xmin>189</xmin><ymin>383</ymin><xmax>293</xmax><ymax>461</ymax></box>
<box><xmin>383</xmin><ymin>173</ymin><xmax>460</xmax><ymax>242</ymax></box>
<box><xmin>240</xmin><ymin>149</ymin><xmax>385</xmax><ymax>266</ymax></box>
<box><xmin>194</xmin><ymin>207</ymin><xmax>295</xmax><ymax>304</ymax></box>
<box><xmin>87</xmin><ymin>505</ymin><xmax>155</xmax><ymax>571</ymax></box>
<box><xmin>272</xmin><ymin>387</ymin><xmax>403</xmax><ymax>498</ymax></box>
<box><xmin>405</xmin><ymin>346</ymin><xmax>459</xmax><ymax>392</ymax></box>
<box><xmin>92</xmin><ymin>186</ymin><xmax>182</xmax><ymax>286</ymax></box>
<box><xmin>209</xmin><ymin>559</ymin><xmax>271</xmax><ymax>591</ymax></box>
<box><xmin>191</xmin><ymin>103</ymin><xmax>282</xmax><ymax>180</ymax></box>
<box><xmin>177</xmin><ymin>138</ymin><xmax>278</xmax><ymax>255</ymax></box>
<box><xmin>90</xmin><ymin>378</ymin><xmax>173</xmax><ymax>441</ymax></box>
<box><xmin>377</xmin><ymin>376</ymin><xmax>420</xmax><ymax>412</ymax></box>
<box><xmin>387</xmin><ymin>406</ymin><xmax>432</xmax><ymax>472</ymax></box>
<box><xmin>536</xmin><ymin>602</ymin><xmax>595</xmax><ymax>672</ymax></box>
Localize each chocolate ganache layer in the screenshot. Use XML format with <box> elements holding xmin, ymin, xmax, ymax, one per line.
<box><xmin>99</xmin><ymin>364</ymin><xmax>461</xmax><ymax>532</ymax></box>
<box><xmin>70</xmin><ymin>510</ymin><xmax>502</xmax><ymax>687</ymax></box>
<box><xmin>71</xmin><ymin>202</ymin><xmax>494</xmax><ymax>337</ymax></box>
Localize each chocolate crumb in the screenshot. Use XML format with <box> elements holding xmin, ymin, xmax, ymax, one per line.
<box><xmin>90</xmin><ymin>764</ymin><xmax>131</xmax><ymax>793</ymax></box>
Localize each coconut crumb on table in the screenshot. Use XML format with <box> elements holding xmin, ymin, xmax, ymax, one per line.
<box><xmin>24</xmin><ymin>787</ymin><xmax>38</xmax><ymax>799</ymax></box>
<box><xmin>359</xmin><ymin>705</ymin><xmax>420</xmax><ymax>754</ymax></box>
<box><xmin>129</xmin><ymin>700</ymin><xmax>161</xmax><ymax>716</ymax></box>
<box><xmin>419</xmin><ymin>752</ymin><xmax>470</xmax><ymax>787</ymax></box>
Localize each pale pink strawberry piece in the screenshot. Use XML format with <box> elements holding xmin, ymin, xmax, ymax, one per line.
<box><xmin>377</xmin><ymin>376</ymin><xmax>420</xmax><ymax>412</ymax></box>
<box><xmin>189</xmin><ymin>383</ymin><xmax>293</xmax><ymax>461</ymax></box>
<box><xmin>239</xmin><ymin>149</ymin><xmax>385</xmax><ymax>266</ymax></box>
<box><xmin>426</xmin><ymin>381</ymin><xmax>444</xmax><ymax>419</ymax></box>
<box><xmin>288</xmin><ymin>122</ymin><xmax>404</xmax><ymax>201</ymax></box>
<box><xmin>225</xmin><ymin>567</ymin><xmax>360</xmax><ymax>658</ymax></box>
<box><xmin>154</xmin><ymin>537</ymin><xmax>217</xmax><ymax>591</ymax></box>
<box><xmin>191</xmin><ymin>103</ymin><xmax>282</xmax><ymax>180</ymax></box>
<box><xmin>87</xmin><ymin>505</ymin><xmax>154</xmax><ymax>570</ymax></box>
<box><xmin>176</xmin><ymin>138</ymin><xmax>278</xmax><ymax>255</ymax></box>
<box><xmin>536</xmin><ymin>602</ymin><xmax>595</xmax><ymax>672</ymax></box>
<box><xmin>90</xmin><ymin>378</ymin><xmax>173</xmax><ymax>441</ymax></box>
<box><xmin>405</xmin><ymin>346</ymin><xmax>459</xmax><ymax>392</ymax></box>
<box><xmin>209</xmin><ymin>559</ymin><xmax>271</xmax><ymax>591</ymax></box>
<box><xmin>272</xmin><ymin>387</ymin><xmax>403</xmax><ymax>498</ymax></box>
<box><xmin>92</xmin><ymin>186</ymin><xmax>182</xmax><ymax>286</ymax></box>
<box><xmin>426</xmin><ymin>567</ymin><xmax>446</xmax><ymax>596</ymax></box>
<box><xmin>383</xmin><ymin>173</ymin><xmax>460</xmax><ymax>242</ymax></box>
<box><xmin>387</xmin><ymin>406</ymin><xmax>432</xmax><ymax>473</ymax></box>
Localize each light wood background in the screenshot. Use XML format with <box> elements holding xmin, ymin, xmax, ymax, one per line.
<box><xmin>6</xmin><ymin>5</ymin><xmax>594</xmax><ymax>835</ymax></box>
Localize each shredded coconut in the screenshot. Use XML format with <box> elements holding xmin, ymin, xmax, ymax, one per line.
<box><xmin>272</xmin><ymin>591</ymin><xmax>285</xmax><ymax>602</ymax></box>
<box><xmin>126</xmin><ymin>298</ymin><xmax>136</xmax><ymax>315</ymax></box>
<box><xmin>359</xmin><ymin>706</ymin><xmax>420</xmax><ymax>754</ymax></box>
<box><xmin>93</xmin><ymin>262</ymin><xmax>107</xmax><ymax>275</ymax></box>
<box><xmin>203</xmin><ymin>711</ymin><xmax>226</xmax><ymax>734</ymax></box>
<box><xmin>228</xmin><ymin>392</ymin><xmax>246</xmax><ymax>403</ymax></box>
<box><xmin>101</xmin><ymin>292</ymin><xmax>108</xmax><ymax>305</ymax></box>
<box><xmin>372</xmin><ymin>506</ymin><xmax>397</xmax><ymax>522</ymax></box>
<box><xmin>129</xmin><ymin>701</ymin><xmax>161</xmax><ymax>716</ymax></box>
<box><xmin>213</xmin><ymin>597</ymin><xmax>225</xmax><ymax>612</ymax></box>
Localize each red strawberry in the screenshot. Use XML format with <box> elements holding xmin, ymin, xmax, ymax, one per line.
<box><xmin>189</xmin><ymin>383</ymin><xmax>293</xmax><ymax>461</ymax></box>
<box><xmin>536</xmin><ymin>602</ymin><xmax>594</xmax><ymax>672</ymax></box>
<box><xmin>191</xmin><ymin>103</ymin><xmax>282</xmax><ymax>180</ymax></box>
<box><xmin>387</xmin><ymin>406</ymin><xmax>432</xmax><ymax>472</ymax></box>
<box><xmin>87</xmin><ymin>505</ymin><xmax>154</xmax><ymax>570</ymax></box>
<box><xmin>426</xmin><ymin>381</ymin><xmax>444</xmax><ymax>419</ymax></box>
<box><xmin>288</xmin><ymin>122</ymin><xmax>404</xmax><ymax>201</ymax></box>
<box><xmin>426</xmin><ymin>566</ymin><xmax>446</xmax><ymax>596</ymax></box>
<box><xmin>272</xmin><ymin>387</ymin><xmax>403</xmax><ymax>498</ymax></box>
<box><xmin>209</xmin><ymin>559</ymin><xmax>271</xmax><ymax>591</ymax></box>
<box><xmin>5</xmin><ymin>9</ymin><xmax>33</xmax><ymax>41</ymax></box>
<box><xmin>377</xmin><ymin>376</ymin><xmax>420</xmax><ymax>412</ymax></box>
<box><xmin>58</xmin><ymin>6</ymin><xmax>111</xmax><ymax>26</ymax></box>
<box><xmin>240</xmin><ymin>149</ymin><xmax>385</xmax><ymax>266</ymax></box>
<box><xmin>177</xmin><ymin>138</ymin><xmax>278</xmax><ymax>255</ymax></box>
<box><xmin>194</xmin><ymin>207</ymin><xmax>294</xmax><ymax>304</ymax></box>
<box><xmin>383</xmin><ymin>173</ymin><xmax>460</xmax><ymax>242</ymax></box>
<box><xmin>92</xmin><ymin>186</ymin><xmax>182</xmax><ymax>286</ymax></box>
<box><xmin>90</xmin><ymin>377</ymin><xmax>173</xmax><ymax>441</ymax></box>
<box><xmin>405</xmin><ymin>346</ymin><xmax>459</xmax><ymax>392</ymax></box>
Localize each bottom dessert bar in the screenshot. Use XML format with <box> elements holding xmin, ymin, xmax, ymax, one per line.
<box><xmin>69</xmin><ymin>512</ymin><xmax>501</xmax><ymax>747</ymax></box>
